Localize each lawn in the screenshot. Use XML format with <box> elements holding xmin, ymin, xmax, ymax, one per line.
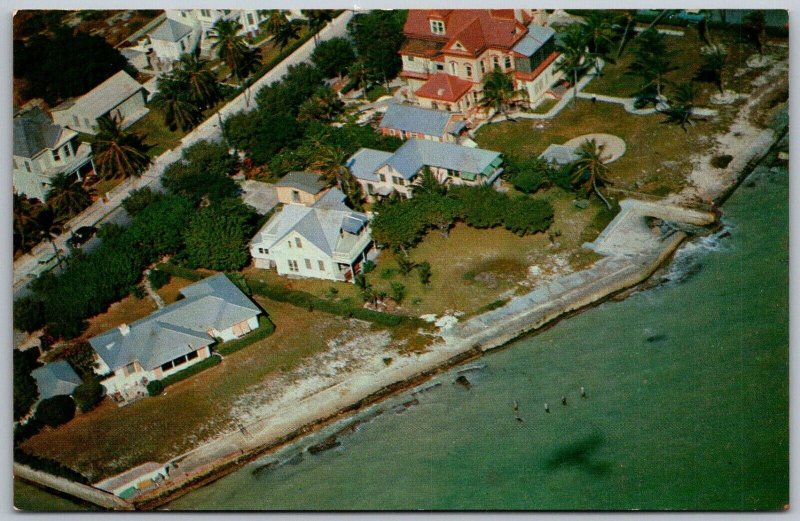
<box><xmin>127</xmin><ymin>110</ymin><xmax>183</xmax><ymax>159</ymax></box>
<box><xmin>155</xmin><ymin>276</ymin><xmax>194</xmax><ymax>305</ymax></box>
<box><xmin>585</xmin><ymin>25</ymin><xmax>764</xmax><ymax>106</ymax></box>
<box><xmin>80</xmin><ymin>293</ymin><xmax>157</xmax><ymax>340</ymax></box>
<box><xmin>476</xmin><ymin>99</ymin><xmax>706</xmax><ymax>197</ymax></box>
<box><xmin>19</xmin><ymin>300</ymin><xmax>353</xmax><ymax>481</ymax></box>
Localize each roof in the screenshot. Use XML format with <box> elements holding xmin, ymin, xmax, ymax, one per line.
<box><xmin>251</xmin><ymin>197</ymin><xmax>370</xmax><ymax>257</ymax></box>
<box><xmin>88</xmin><ymin>274</ymin><xmax>260</xmax><ymax>372</ymax></box>
<box><xmin>415</xmin><ymin>73</ymin><xmax>473</xmax><ymax>103</ymax></box>
<box><xmin>512</xmin><ymin>24</ymin><xmax>555</xmax><ymax>57</ymax></box>
<box><xmin>51</xmin><ymin>71</ymin><xmax>145</xmax><ymax>121</ymax></box>
<box><xmin>275</xmin><ymin>172</ymin><xmax>326</xmax><ymax>195</ymax></box>
<box><xmin>403</xmin><ymin>10</ymin><xmax>529</xmax><ymax>57</ymax></box>
<box><xmin>95</xmin><ymin>462</ymin><xmax>166</xmax><ymax>492</ymax></box>
<box><xmin>382</xmin><ymin>139</ymin><xmax>502</xmax><ymax>179</ymax></box>
<box><xmin>31</xmin><ymin>361</ymin><xmax>82</xmax><ymax>400</ymax></box>
<box><xmin>13</xmin><ymin>108</ymin><xmax>71</xmax><ymax>158</ymax></box>
<box><xmin>149</xmin><ymin>18</ymin><xmax>193</xmax><ymax>42</ymax></box>
<box><xmin>380</xmin><ymin>104</ymin><xmax>464</xmax><ymax>138</ymax></box>
<box><xmin>539</xmin><ymin>144</ymin><xmax>580</xmax><ymax>165</ymax></box>
<box><xmin>346</xmin><ymin>148</ymin><xmax>394</xmax><ymax>182</ymax></box>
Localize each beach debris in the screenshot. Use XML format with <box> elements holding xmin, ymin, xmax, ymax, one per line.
<box><xmin>419</xmin><ymin>314</ymin><xmax>438</xmax><ymax>323</ymax></box>
<box><xmin>528</xmin><ymin>265</ymin><xmax>542</xmax><ymax>278</ymax></box>
<box><xmin>544</xmin><ymin>403</ymin><xmax>550</xmax><ymax>413</ymax></box>
<box><xmin>561</xmin><ymin>395</ymin><xmax>567</xmax><ymax>406</ymax></box>
<box><xmin>252</xmin><ymin>460</ymin><xmax>279</xmax><ymax>476</ymax></box>
<box><xmin>457</xmin><ymin>363</ymin><xmax>487</xmax><ymax>375</ymax></box>
<box><xmin>308</xmin><ymin>435</ymin><xmax>341</xmax><ymax>455</ymax></box>
<box><xmin>435</xmin><ymin>315</ymin><xmax>459</xmax><ymax>330</ymax></box>
<box><xmin>573</xmin><ymin>199</ymin><xmax>590</xmax><ymax>209</ymax></box>
<box><xmin>455</xmin><ymin>375</ymin><xmax>472</xmax><ymax>389</ymax></box>
<box><xmin>580</xmin><ymin>387</ymin><xmax>587</xmax><ymax>399</ymax></box>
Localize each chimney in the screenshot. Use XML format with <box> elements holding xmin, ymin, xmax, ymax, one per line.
<box><xmin>437</xmin><ymin>88</ymin><xmax>445</xmax><ymax>97</ymax></box>
<box><xmin>118</xmin><ymin>323</ymin><xmax>130</xmax><ymax>336</ymax></box>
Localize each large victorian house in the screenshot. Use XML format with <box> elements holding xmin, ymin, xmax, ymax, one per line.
<box><xmin>399</xmin><ymin>9</ymin><xmax>563</xmax><ymax>119</ymax></box>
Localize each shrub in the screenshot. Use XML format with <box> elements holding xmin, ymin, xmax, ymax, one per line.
<box><xmin>13</xmin><ymin>297</ymin><xmax>46</xmax><ymax>333</ymax></box>
<box><xmin>711</xmin><ymin>155</ymin><xmax>734</xmax><ymax>168</ymax></box>
<box><xmin>122</xmin><ymin>187</ymin><xmax>163</xmax><ymax>216</ymax></box>
<box><xmin>13</xmin><ymin>448</ymin><xmax>89</xmax><ymax>484</ymax></box>
<box><xmin>13</xmin><ymin>349</ymin><xmax>40</xmax><ymax>421</ymax></box>
<box><xmin>72</xmin><ymin>379</ymin><xmax>104</xmax><ymax>413</ymax></box>
<box><xmin>361</xmin><ymin>260</ymin><xmax>376</xmax><ymax>274</ymax></box>
<box><xmin>35</xmin><ymin>395</ymin><xmax>76</xmax><ymax>427</ymax></box>
<box><xmin>130</xmin><ymin>285</ymin><xmax>146</xmax><ymax>299</ymax></box>
<box><xmin>417</xmin><ymin>261</ymin><xmax>432</xmax><ymax>285</ymax></box>
<box><xmin>148</xmin><ymin>269</ymin><xmax>171</xmax><ymax>290</ymax></box>
<box><xmin>379</xmin><ymin>267</ymin><xmax>397</xmax><ymax>280</ymax></box>
<box><xmin>155</xmin><ymin>263</ymin><xmax>206</xmax><ymax>281</ymax></box>
<box><xmin>161</xmin><ymin>355</ymin><xmax>222</xmax><ymax>388</ymax></box>
<box><xmin>146</xmin><ymin>380</ymin><xmax>164</xmax><ymax>397</ymax></box>
<box><xmin>389</xmin><ymin>282</ymin><xmax>406</xmax><ymax>304</ymax></box>
<box><xmin>61</xmin><ymin>342</ymin><xmax>98</xmax><ymax>379</ymax></box>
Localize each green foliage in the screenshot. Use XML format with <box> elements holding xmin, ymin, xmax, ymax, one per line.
<box><xmin>13</xmin><ymin>448</ymin><xmax>89</xmax><ymax>484</ymax></box>
<box><xmin>361</xmin><ymin>260</ymin><xmax>376</xmax><ymax>274</ymax></box>
<box><xmin>225</xmin><ymin>272</ymin><xmax>251</xmax><ymax>296</ymax></box>
<box><xmin>14</xmin><ymin>297</ymin><xmax>46</xmax><ymax>334</ymax></box>
<box><xmin>311</xmin><ymin>37</ymin><xmax>356</xmax><ymax>78</ymax></box>
<box><xmin>256</xmin><ymin>62</ymin><xmax>325</xmax><ymax>117</ymax></box>
<box><xmin>183</xmin><ymin>198</ymin><xmax>257</xmax><ymax>271</ymax></box>
<box><xmin>215</xmin><ymin>316</ymin><xmax>276</xmax><ymax>356</ymax></box>
<box><xmin>13</xmin><ymin>349</ymin><xmax>40</xmax><ymax>421</ymax></box>
<box><xmin>503</xmin><ymin>197</ymin><xmax>555</xmax><ymax>236</ymax></box>
<box><xmin>147</xmin><ymin>380</ymin><xmax>164</xmax><ymax>397</ymax></box>
<box><xmin>72</xmin><ymin>378</ymin><xmax>104</xmax><ymax>413</ymax></box>
<box><xmin>246</xmin><ymin>277</ymin><xmax>405</xmax><ymax>326</ymax></box>
<box><xmin>506</xmin><ymin>157</ymin><xmax>555</xmax><ymax>194</ymax></box>
<box><xmin>389</xmin><ymin>282</ymin><xmax>406</xmax><ymax>304</ymax></box>
<box><xmin>396</xmin><ymin>253</ymin><xmax>417</xmax><ymax>276</ymax></box>
<box><xmin>126</xmin><ymin>195</ymin><xmax>194</xmax><ymax>256</ymax></box>
<box><xmin>161</xmin><ymin>140</ymin><xmax>239</xmax><ymax>204</ymax></box>
<box><xmin>160</xmin><ymin>355</ymin><xmax>222</xmax><ymax>388</ymax></box>
<box><xmin>148</xmin><ymin>269</ymin><xmax>171</xmax><ymax>290</ymax></box>
<box><xmin>449</xmin><ymin>186</ymin><xmax>507</xmax><ymax>228</ymax></box>
<box><xmin>130</xmin><ymin>285</ymin><xmax>146</xmax><ymax>299</ymax></box>
<box><xmin>61</xmin><ymin>342</ymin><xmax>99</xmax><ymax>379</ymax></box>
<box><xmin>35</xmin><ymin>395</ymin><xmax>75</xmax><ymax>427</ymax></box>
<box><xmin>122</xmin><ymin>187</ymin><xmax>163</xmax><ymax>217</ymax></box>
<box><xmin>155</xmin><ymin>262</ymin><xmax>206</xmax><ymax>282</ymax></box>
<box><xmin>13</xmin><ymin>29</ymin><xmax>135</xmax><ymax>104</ymax></box>
<box><xmin>347</xmin><ymin>10</ymin><xmax>407</xmax><ymax>83</ymax></box>
<box><xmin>417</xmin><ymin>261</ymin><xmax>432</xmax><ymax>285</ymax></box>
<box><xmin>224</xmin><ymin>111</ymin><xmax>304</xmax><ymax>165</ymax></box>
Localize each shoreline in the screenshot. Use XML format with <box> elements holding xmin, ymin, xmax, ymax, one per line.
<box><xmin>16</xmin><ymin>65</ymin><xmax>788</xmax><ymax>513</ymax></box>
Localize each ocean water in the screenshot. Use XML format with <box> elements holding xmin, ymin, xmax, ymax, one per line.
<box><xmin>167</xmin><ymin>163</ymin><xmax>789</xmax><ymax>511</ymax></box>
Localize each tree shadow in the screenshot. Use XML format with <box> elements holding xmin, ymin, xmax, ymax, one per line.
<box><xmin>544</xmin><ymin>431</ymin><xmax>613</xmax><ymax>476</ymax></box>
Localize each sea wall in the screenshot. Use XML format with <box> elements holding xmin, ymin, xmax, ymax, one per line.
<box><xmin>14</xmin><ymin>464</ymin><xmax>134</xmax><ymax>511</ymax></box>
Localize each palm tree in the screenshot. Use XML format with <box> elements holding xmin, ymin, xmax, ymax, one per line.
<box><xmin>302</xmin><ymin>10</ymin><xmax>333</xmax><ymax>45</ymax></box>
<box><xmin>151</xmin><ymin>75</ymin><xmax>205</xmax><ymax>132</ymax></box>
<box><xmin>274</xmin><ymin>19</ymin><xmax>302</xmax><ymax>50</ymax></box>
<box><xmin>92</xmin><ymin>116</ymin><xmax>151</xmax><ymax>181</ymax></box>
<box><xmin>479</xmin><ymin>68</ymin><xmax>526</xmax><ymax>117</ymax></box>
<box><xmin>556</xmin><ymin>24</ymin><xmax>591</xmax><ymax>107</ymax></box>
<box><xmin>570</xmin><ymin>139</ymin><xmax>613</xmax><ymax>210</ymax></box>
<box><xmin>743</xmin><ymin>10</ymin><xmax>766</xmax><ymax>55</ymax></box>
<box><xmin>46</xmin><ymin>173</ymin><xmax>92</xmax><ymax>221</ymax></box>
<box><xmin>13</xmin><ymin>193</ymin><xmax>40</xmax><ymax>253</ymax></box>
<box><xmin>209</xmin><ymin>19</ymin><xmax>253</xmax><ymax>83</ymax></box>
<box><xmin>298</xmin><ymin>87</ymin><xmax>345</xmax><ymax>122</ymax></box>
<box><xmin>260</xmin><ymin>10</ymin><xmax>290</xmax><ymax>38</ymax></box>
<box><xmin>615</xmin><ymin>9</ymin><xmax>638</xmax><ymax>58</ymax></box>
<box><xmin>312</xmin><ymin>143</ymin><xmax>364</xmax><ymax>210</ymax></box>
<box><xmin>348</xmin><ymin>60</ymin><xmax>370</xmax><ymax>101</ymax></box>
<box><xmin>660</xmin><ymin>82</ymin><xmax>699</xmax><ymax>132</ymax></box>
<box><xmin>695</xmin><ymin>44</ymin><xmax>727</xmax><ymax>94</ymax></box>
<box><xmin>628</xmin><ymin>28</ymin><xmax>677</xmax><ymax>99</ymax></box>
<box><xmin>580</xmin><ymin>12</ymin><xmax>616</xmax><ymax>76</ymax></box>
<box><xmin>174</xmin><ymin>53</ymin><xmax>221</xmax><ymax>109</ymax></box>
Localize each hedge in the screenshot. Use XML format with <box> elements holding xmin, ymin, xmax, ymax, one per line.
<box><xmin>14</xmin><ymin>448</ymin><xmax>89</xmax><ymax>484</ymax></box>
<box><xmin>246</xmin><ymin>278</ymin><xmax>404</xmax><ymax>327</ymax></box>
<box><xmin>155</xmin><ymin>263</ymin><xmax>206</xmax><ymax>282</ymax></box>
<box><xmin>216</xmin><ymin>316</ymin><xmax>276</xmax><ymax>356</ymax></box>
<box><xmin>159</xmin><ymin>354</ymin><xmax>222</xmax><ymax>389</ymax></box>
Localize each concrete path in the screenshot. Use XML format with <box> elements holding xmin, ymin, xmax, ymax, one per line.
<box><xmin>13</xmin><ymin>10</ymin><xmax>357</xmax><ymax>295</ymax></box>
<box><xmin>576</xmin><ymin>91</ymin><xmax>662</xmax><ymax>115</ymax></box>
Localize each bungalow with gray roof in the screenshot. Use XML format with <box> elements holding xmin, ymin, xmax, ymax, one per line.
<box><xmin>346</xmin><ymin>139</ymin><xmax>503</xmax><ymax>200</ymax></box>
<box><xmin>379</xmin><ymin>104</ymin><xmax>467</xmax><ymax>143</ymax></box>
<box><xmin>13</xmin><ymin>107</ymin><xmax>95</xmax><ymax>201</ymax></box>
<box><xmin>274</xmin><ymin>172</ymin><xmax>327</xmax><ymax>206</ymax></box>
<box><xmin>88</xmin><ymin>274</ymin><xmax>262</xmax><ymax>402</ymax></box>
<box><xmin>250</xmin><ymin>188</ymin><xmax>377</xmax><ymax>283</ymax></box>
<box><xmin>31</xmin><ymin>361</ymin><xmax>83</xmax><ymax>401</ymax></box>
<box><xmin>51</xmin><ymin>71</ymin><xmax>149</xmax><ymax>135</ymax></box>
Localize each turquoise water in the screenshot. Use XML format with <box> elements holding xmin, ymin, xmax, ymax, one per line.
<box><xmin>168</xmin><ymin>162</ymin><xmax>789</xmax><ymax>511</ymax></box>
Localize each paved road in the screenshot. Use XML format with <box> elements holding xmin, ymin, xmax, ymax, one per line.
<box><xmin>12</xmin><ymin>10</ymin><xmax>357</xmax><ymax>295</ymax></box>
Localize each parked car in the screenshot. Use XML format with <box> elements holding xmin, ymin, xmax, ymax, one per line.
<box><xmin>67</xmin><ymin>226</ymin><xmax>97</xmax><ymax>248</ymax></box>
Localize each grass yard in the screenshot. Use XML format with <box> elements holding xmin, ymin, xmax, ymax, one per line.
<box><xmin>127</xmin><ymin>110</ymin><xmax>183</xmax><ymax>159</ymax></box>
<box><xmin>19</xmin><ymin>300</ymin><xmax>354</xmax><ymax>481</ymax></box>
<box><xmin>585</xmin><ymin>25</ymin><xmax>764</xmax><ymax>106</ymax></box>
<box><xmin>80</xmin><ymin>293</ymin><xmax>157</xmax><ymax>340</ymax></box>
<box><xmin>526</xmin><ymin>97</ymin><xmax>559</xmax><ymax>114</ymax></box>
<box><xmin>155</xmin><ymin>276</ymin><xmax>194</xmax><ymax>305</ymax></box>
<box><xmin>476</xmin><ymin>99</ymin><xmax>706</xmax><ymax>197</ymax></box>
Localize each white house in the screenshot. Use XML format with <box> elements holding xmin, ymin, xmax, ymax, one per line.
<box><xmin>147</xmin><ymin>17</ymin><xmax>200</xmax><ymax>71</ymax></box>
<box><xmin>250</xmin><ymin>189</ymin><xmax>378</xmax><ymax>283</ymax></box>
<box><xmin>346</xmin><ymin>138</ymin><xmax>503</xmax><ymax>200</ymax></box>
<box><xmin>13</xmin><ymin>107</ymin><xmax>95</xmax><ymax>201</ymax></box>
<box><xmin>51</xmin><ymin>71</ymin><xmax>149</xmax><ymax>135</ymax></box>
<box><xmin>88</xmin><ymin>274</ymin><xmax>262</xmax><ymax>403</ymax></box>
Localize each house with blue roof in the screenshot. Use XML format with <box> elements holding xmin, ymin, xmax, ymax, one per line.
<box><xmin>379</xmin><ymin>104</ymin><xmax>467</xmax><ymax>143</ymax></box>
<box><xmin>250</xmin><ymin>188</ymin><xmax>377</xmax><ymax>283</ymax></box>
<box><xmin>346</xmin><ymin>139</ymin><xmax>503</xmax><ymax>200</ymax></box>
<box><xmin>88</xmin><ymin>273</ymin><xmax>262</xmax><ymax>403</ymax></box>
<box><xmin>31</xmin><ymin>361</ymin><xmax>83</xmax><ymax>402</ymax></box>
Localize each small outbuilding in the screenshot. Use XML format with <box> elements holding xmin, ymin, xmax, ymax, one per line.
<box><xmin>274</xmin><ymin>172</ymin><xmax>327</xmax><ymax>206</ymax></box>
<box><xmin>31</xmin><ymin>361</ymin><xmax>83</xmax><ymax>401</ymax></box>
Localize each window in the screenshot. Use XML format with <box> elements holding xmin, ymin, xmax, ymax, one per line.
<box><xmin>25</xmin><ymin>161</ymin><xmax>31</xmax><ymax>173</ymax></box>
<box><xmin>408</xmin><ymin>56</ymin><xmax>415</xmax><ymax>62</ymax></box>
<box><xmin>201</xmin><ymin>9</ymin><xmax>211</xmax><ymax>16</ymax></box>
<box><xmin>180</xmin><ymin>39</ymin><xmax>186</xmax><ymax>51</ymax></box>
<box><xmin>505</xmin><ymin>56</ymin><xmax>512</xmax><ymax>69</ymax></box>
<box><xmin>378</xmin><ymin>173</ymin><xmax>386</xmax><ymax>182</ymax></box>
<box><xmin>367</xmin><ymin>183</ymin><xmax>374</xmax><ymax>195</ymax></box>
<box><xmin>305</xmin><ymin>258</ymin><xmax>312</xmax><ymax>270</ymax></box>
<box><xmin>430</xmin><ymin>20</ymin><xmax>445</xmax><ymax>34</ymax></box>
<box><xmin>435</xmin><ymin>63</ymin><xmax>444</xmax><ymax>71</ymax></box>
<box><xmin>465</xmin><ymin>64</ymin><xmax>472</xmax><ymax>78</ymax></box>
<box><xmin>161</xmin><ymin>361</ymin><xmax>173</xmax><ymax>372</ymax></box>
<box><xmin>83</xmin><ymin>117</ymin><xmax>91</xmax><ymax>128</ymax></box>
<box><xmin>288</xmin><ymin>259</ymin><xmax>299</xmax><ymax>272</ymax></box>
<box><xmin>431</xmin><ymin>102</ymin><xmax>438</xmax><ymax>110</ymax></box>
<box><xmin>72</xmin><ymin>115</ymin><xmax>80</xmax><ymax>127</ymax></box>
<box><xmin>64</xmin><ymin>145</ymin><xmax>72</xmax><ymax>157</ymax></box>
<box><xmin>174</xmin><ymin>355</ymin><xmax>187</xmax><ymax>366</ymax></box>
<box><xmin>492</xmin><ymin>56</ymin><xmax>499</xmax><ymax>69</ymax></box>
<box><xmin>291</xmin><ymin>189</ymin><xmax>300</xmax><ymax>203</ymax></box>
<box><xmin>295</xmin><ymin>237</ymin><xmax>302</xmax><ymax>248</ymax></box>
<box><xmin>125</xmin><ymin>362</ymin><xmax>137</xmax><ymax>375</ymax></box>
<box><xmin>450</xmin><ymin>62</ymin><xmax>456</xmax><ymax>74</ymax></box>
<box><xmin>318</xmin><ymin>260</ymin><xmax>325</xmax><ymax>271</ymax></box>
<box><xmin>187</xmin><ymin>350</ymin><xmax>199</xmax><ymax>361</ymax></box>
<box><xmin>480</xmin><ymin>60</ymin><xmax>486</xmax><ymax>74</ymax></box>
<box><xmin>247</xmin><ymin>13</ymin><xmax>254</xmax><ymax>25</ymax></box>
<box><xmin>393</xmin><ymin>176</ymin><xmax>405</xmax><ymax>186</ymax></box>
<box><xmin>257</xmin><ymin>247</ymin><xmax>265</xmax><ymax>254</ymax></box>
<box><xmin>53</xmin><ymin>149</ymin><xmax>61</xmax><ymax>161</ymax></box>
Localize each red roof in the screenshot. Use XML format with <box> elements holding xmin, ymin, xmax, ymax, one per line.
<box><xmin>403</xmin><ymin>10</ymin><xmax>530</xmax><ymax>58</ymax></box>
<box><xmin>415</xmin><ymin>73</ymin><xmax>474</xmax><ymax>103</ymax></box>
